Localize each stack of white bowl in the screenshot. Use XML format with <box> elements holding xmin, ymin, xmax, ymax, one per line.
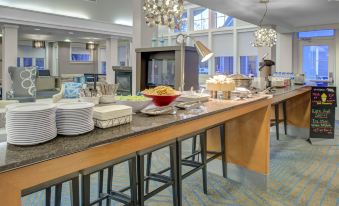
<box><xmin>6</xmin><ymin>103</ymin><xmax>57</xmax><ymax>145</ymax></box>
<box><xmin>56</xmin><ymin>102</ymin><xmax>95</xmax><ymax>135</ymax></box>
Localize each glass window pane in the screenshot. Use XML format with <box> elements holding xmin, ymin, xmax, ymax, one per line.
<box><xmin>101</xmin><ymin>62</ymin><xmax>106</xmax><ymax>74</ymax></box>
<box><xmin>193</xmin><ymin>8</ymin><xmax>209</xmax><ymax>31</ymax></box>
<box><xmin>175</xmin><ymin>11</ymin><xmax>188</xmax><ymax>33</ymax></box>
<box><xmin>17</xmin><ymin>57</ymin><xmax>20</xmax><ymax>67</ymax></box>
<box><xmin>215</xmin><ymin>12</ymin><xmax>233</xmax><ymax>28</ymax></box>
<box><xmin>35</xmin><ymin>58</ymin><xmax>45</xmax><ymax>70</ymax></box>
<box><xmin>299</xmin><ymin>29</ymin><xmax>335</xmax><ymax>39</ymax></box>
<box><xmin>199</xmin><ymin>61</ymin><xmax>208</xmax><ymax>74</ymax></box>
<box><xmin>215</xmin><ymin>56</ymin><xmax>233</xmax><ymax>74</ymax></box>
<box><xmin>240</xmin><ymin>56</ymin><xmax>258</xmax><ymax>77</ymax></box>
<box><xmin>23</xmin><ymin>58</ymin><xmax>33</xmax><ymax>67</ymax></box>
<box><xmin>302</xmin><ymin>45</ymin><xmax>329</xmax><ymax>80</ymax></box>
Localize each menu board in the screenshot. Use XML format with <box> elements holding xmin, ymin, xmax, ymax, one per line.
<box><xmin>311</xmin><ymin>87</ymin><xmax>337</xmax><ymax>107</ymax></box>
<box><xmin>310</xmin><ymin>86</ymin><xmax>336</xmax><ymax>139</ymax></box>
<box><xmin>310</xmin><ymin>107</ymin><xmax>335</xmax><ymax>139</ymax></box>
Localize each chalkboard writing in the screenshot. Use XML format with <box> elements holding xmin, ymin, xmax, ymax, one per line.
<box><xmin>310</xmin><ymin>107</ymin><xmax>335</xmax><ymax>139</ymax></box>
<box><xmin>311</xmin><ymin>87</ymin><xmax>337</xmax><ymax>107</ymax></box>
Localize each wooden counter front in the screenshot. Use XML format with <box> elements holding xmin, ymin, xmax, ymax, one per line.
<box><xmin>0</xmin><ymin>98</ymin><xmax>272</xmax><ymax>205</ymax></box>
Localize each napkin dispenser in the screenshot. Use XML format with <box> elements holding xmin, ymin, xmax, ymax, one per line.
<box><xmin>93</xmin><ymin>105</ymin><xmax>132</xmax><ymax>128</ymax></box>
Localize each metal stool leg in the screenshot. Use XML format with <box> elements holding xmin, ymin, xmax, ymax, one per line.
<box><xmin>176</xmin><ymin>140</ymin><xmax>183</xmax><ymax>206</ymax></box>
<box><xmin>70</xmin><ymin>177</ymin><xmax>80</xmax><ymax>206</ymax></box>
<box><xmin>283</xmin><ymin>101</ymin><xmax>287</xmax><ymax>135</ymax></box>
<box><xmin>137</xmin><ymin>154</ymin><xmax>145</xmax><ymax>206</ymax></box>
<box><xmin>82</xmin><ymin>174</ymin><xmax>91</xmax><ymax>206</ymax></box>
<box><xmin>98</xmin><ymin>170</ymin><xmax>104</xmax><ymax>206</ymax></box>
<box><xmin>274</xmin><ymin>104</ymin><xmax>280</xmax><ymax>140</ymax></box>
<box><xmin>192</xmin><ymin>136</ymin><xmax>197</xmax><ymax>161</ymax></box>
<box><xmin>219</xmin><ymin>124</ymin><xmax>227</xmax><ymax>178</ymax></box>
<box><xmin>129</xmin><ymin>158</ymin><xmax>138</xmax><ymax>206</ymax></box>
<box><xmin>170</xmin><ymin>144</ymin><xmax>179</xmax><ymax>206</ymax></box>
<box><xmin>200</xmin><ymin>132</ymin><xmax>208</xmax><ymax>194</ymax></box>
<box><xmin>106</xmin><ymin>166</ymin><xmax>113</xmax><ymax>206</ymax></box>
<box><xmin>55</xmin><ymin>184</ymin><xmax>62</xmax><ymax>206</ymax></box>
<box><xmin>45</xmin><ymin>187</ymin><xmax>51</xmax><ymax>206</ymax></box>
<box><xmin>145</xmin><ymin>153</ymin><xmax>152</xmax><ymax>194</ymax></box>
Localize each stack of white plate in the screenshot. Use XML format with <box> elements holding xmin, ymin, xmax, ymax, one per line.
<box><xmin>6</xmin><ymin>103</ymin><xmax>57</xmax><ymax>145</ymax></box>
<box><xmin>56</xmin><ymin>102</ymin><xmax>95</xmax><ymax>136</ymax></box>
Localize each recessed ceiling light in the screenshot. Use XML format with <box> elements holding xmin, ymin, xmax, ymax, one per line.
<box><xmin>65</xmin><ymin>39</ymin><xmax>71</xmax><ymax>42</ymax></box>
<box><xmin>0</xmin><ymin>34</ymin><xmax>2</xmax><ymax>37</ymax></box>
<box><xmin>34</xmin><ymin>28</ymin><xmax>41</xmax><ymax>31</ymax></box>
<box><xmin>68</xmin><ymin>32</ymin><xmax>74</xmax><ymax>35</ymax></box>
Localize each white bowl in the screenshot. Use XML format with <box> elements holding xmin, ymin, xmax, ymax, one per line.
<box><xmin>115</xmin><ymin>100</ymin><xmax>152</xmax><ymax>113</ymax></box>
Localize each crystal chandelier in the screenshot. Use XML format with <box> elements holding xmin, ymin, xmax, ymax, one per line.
<box><xmin>143</xmin><ymin>0</ymin><xmax>185</xmax><ymax>29</ymax></box>
<box><xmin>251</xmin><ymin>0</ymin><xmax>277</xmax><ymax>47</ymax></box>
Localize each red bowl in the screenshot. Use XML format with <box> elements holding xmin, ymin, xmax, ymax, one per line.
<box><xmin>143</xmin><ymin>93</ymin><xmax>181</xmax><ymax>106</ymax></box>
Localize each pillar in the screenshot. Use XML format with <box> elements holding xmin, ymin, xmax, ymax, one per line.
<box><xmin>132</xmin><ymin>0</ymin><xmax>157</xmax><ymax>94</ymax></box>
<box><xmin>106</xmin><ymin>38</ymin><xmax>119</xmax><ymax>84</ymax></box>
<box><xmin>2</xmin><ymin>25</ymin><xmax>19</xmax><ymax>99</ymax></box>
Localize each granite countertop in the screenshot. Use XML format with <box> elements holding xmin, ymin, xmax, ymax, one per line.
<box><xmin>0</xmin><ymin>95</ymin><xmax>272</xmax><ymax>173</ymax></box>
<box><xmin>270</xmin><ymin>84</ymin><xmax>311</xmax><ymax>97</ymax></box>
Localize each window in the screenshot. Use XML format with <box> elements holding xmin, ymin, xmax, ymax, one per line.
<box><xmin>175</xmin><ymin>11</ymin><xmax>188</xmax><ymax>33</ymax></box>
<box><xmin>193</xmin><ymin>8</ymin><xmax>209</xmax><ymax>31</ymax></box>
<box><xmin>35</xmin><ymin>58</ymin><xmax>45</xmax><ymax>70</ymax></box>
<box><xmin>240</xmin><ymin>56</ymin><xmax>258</xmax><ymax>77</ymax></box>
<box><xmin>101</xmin><ymin>62</ymin><xmax>106</xmax><ymax>74</ymax></box>
<box><xmin>23</xmin><ymin>58</ymin><xmax>33</xmax><ymax>67</ymax></box>
<box><xmin>70</xmin><ymin>43</ymin><xmax>93</xmax><ymax>62</ymax></box>
<box><xmin>215</xmin><ymin>56</ymin><xmax>233</xmax><ymax>74</ymax></box>
<box><xmin>215</xmin><ymin>12</ymin><xmax>233</xmax><ymax>28</ymax></box>
<box><xmin>17</xmin><ymin>57</ymin><xmax>20</xmax><ymax>67</ymax></box>
<box><xmin>298</xmin><ymin>29</ymin><xmax>335</xmax><ymax>39</ymax></box>
<box><xmin>199</xmin><ymin>61</ymin><xmax>209</xmax><ymax>74</ymax></box>
<box><xmin>303</xmin><ymin>45</ymin><xmax>329</xmax><ymax>80</ymax></box>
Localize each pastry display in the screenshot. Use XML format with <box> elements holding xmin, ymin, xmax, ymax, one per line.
<box><xmin>206</xmin><ymin>75</ymin><xmax>236</xmax><ymax>99</ymax></box>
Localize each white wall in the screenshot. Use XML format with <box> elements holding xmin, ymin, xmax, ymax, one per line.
<box><xmin>276</xmin><ymin>33</ymin><xmax>293</xmax><ymax>72</ymax></box>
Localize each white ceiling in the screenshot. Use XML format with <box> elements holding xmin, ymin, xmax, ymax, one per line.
<box><xmin>187</xmin><ymin>0</ymin><xmax>339</xmax><ymax>32</ymax></box>
<box><xmin>0</xmin><ymin>0</ymin><xmax>133</xmax><ymax>26</ymax></box>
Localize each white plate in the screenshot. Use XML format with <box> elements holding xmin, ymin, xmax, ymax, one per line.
<box><xmin>57</xmin><ymin>102</ymin><xmax>94</xmax><ymax>110</ymax></box>
<box><xmin>7</xmin><ymin>128</ymin><xmax>57</xmax><ymax>136</ymax></box>
<box><xmin>7</xmin><ymin>130</ymin><xmax>57</xmax><ymax>139</ymax></box>
<box><xmin>58</xmin><ymin>128</ymin><xmax>93</xmax><ymax>136</ymax></box>
<box><xmin>7</xmin><ymin>103</ymin><xmax>56</xmax><ymax>112</ymax></box>
<box><xmin>6</xmin><ymin>122</ymin><xmax>56</xmax><ymax>129</ymax></box>
<box><xmin>7</xmin><ymin>134</ymin><xmax>57</xmax><ymax>145</ymax></box>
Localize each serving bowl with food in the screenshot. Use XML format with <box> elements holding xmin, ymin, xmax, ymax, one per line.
<box><xmin>142</xmin><ymin>86</ymin><xmax>181</xmax><ymax>106</ymax></box>
<box><xmin>115</xmin><ymin>96</ymin><xmax>152</xmax><ymax>113</ymax></box>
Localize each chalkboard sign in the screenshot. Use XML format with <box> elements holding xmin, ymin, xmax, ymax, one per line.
<box><xmin>311</xmin><ymin>87</ymin><xmax>337</xmax><ymax>107</ymax></box>
<box><xmin>310</xmin><ymin>107</ymin><xmax>335</xmax><ymax>139</ymax></box>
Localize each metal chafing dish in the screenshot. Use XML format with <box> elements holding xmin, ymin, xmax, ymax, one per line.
<box><xmin>229</xmin><ymin>74</ymin><xmax>253</xmax><ymax>88</ymax></box>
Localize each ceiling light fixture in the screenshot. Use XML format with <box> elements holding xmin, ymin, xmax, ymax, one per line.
<box><xmin>251</xmin><ymin>0</ymin><xmax>277</xmax><ymax>48</ymax></box>
<box><xmin>32</xmin><ymin>40</ymin><xmax>45</xmax><ymax>48</ymax></box>
<box><xmin>143</xmin><ymin>0</ymin><xmax>185</xmax><ymax>28</ymax></box>
<box><xmin>86</xmin><ymin>42</ymin><xmax>97</xmax><ymax>50</ymax></box>
<box><xmin>68</xmin><ymin>32</ymin><xmax>74</xmax><ymax>35</ymax></box>
<box><xmin>64</xmin><ymin>39</ymin><xmax>71</xmax><ymax>42</ymax></box>
<box><xmin>34</xmin><ymin>28</ymin><xmax>41</xmax><ymax>31</ymax></box>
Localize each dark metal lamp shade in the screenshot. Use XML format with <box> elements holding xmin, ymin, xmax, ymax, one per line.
<box><xmin>32</xmin><ymin>40</ymin><xmax>45</xmax><ymax>48</ymax></box>
<box><xmin>194</xmin><ymin>41</ymin><xmax>214</xmax><ymax>62</ymax></box>
<box><xmin>86</xmin><ymin>42</ymin><xmax>97</xmax><ymax>50</ymax></box>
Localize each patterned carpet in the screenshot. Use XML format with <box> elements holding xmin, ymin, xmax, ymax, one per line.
<box><xmin>22</xmin><ymin>127</ymin><xmax>339</xmax><ymax>206</ymax></box>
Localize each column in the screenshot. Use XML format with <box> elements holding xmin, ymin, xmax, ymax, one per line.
<box><xmin>2</xmin><ymin>25</ymin><xmax>19</xmax><ymax>99</ymax></box>
<box><xmin>276</xmin><ymin>33</ymin><xmax>293</xmax><ymax>73</ymax></box>
<box><xmin>132</xmin><ymin>0</ymin><xmax>157</xmax><ymax>94</ymax></box>
<box><xmin>105</xmin><ymin>38</ymin><xmax>118</xmax><ymax>84</ymax></box>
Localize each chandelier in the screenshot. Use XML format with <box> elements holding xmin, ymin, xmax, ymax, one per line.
<box><xmin>143</xmin><ymin>0</ymin><xmax>185</xmax><ymax>29</ymax></box>
<box><xmin>251</xmin><ymin>0</ymin><xmax>277</xmax><ymax>47</ymax></box>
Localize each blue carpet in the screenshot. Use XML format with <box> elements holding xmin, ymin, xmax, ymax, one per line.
<box><xmin>22</xmin><ymin>131</ymin><xmax>339</xmax><ymax>206</ymax></box>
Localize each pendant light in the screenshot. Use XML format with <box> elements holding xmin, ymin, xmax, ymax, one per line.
<box><xmin>86</xmin><ymin>42</ymin><xmax>97</xmax><ymax>50</ymax></box>
<box><xmin>32</xmin><ymin>40</ymin><xmax>45</xmax><ymax>48</ymax></box>
<box><xmin>251</xmin><ymin>0</ymin><xmax>277</xmax><ymax>48</ymax></box>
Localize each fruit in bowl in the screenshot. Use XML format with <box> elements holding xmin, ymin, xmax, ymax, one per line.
<box><xmin>115</xmin><ymin>96</ymin><xmax>152</xmax><ymax>113</ymax></box>
<box><xmin>142</xmin><ymin>86</ymin><xmax>181</xmax><ymax>106</ymax></box>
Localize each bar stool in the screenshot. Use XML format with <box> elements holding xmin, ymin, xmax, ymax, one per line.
<box><xmin>138</xmin><ymin>140</ymin><xmax>178</xmax><ymax>206</ymax></box>
<box><xmin>81</xmin><ymin>153</ymin><xmax>137</xmax><ymax>206</ymax></box>
<box><xmin>21</xmin><ymin>172</ymin><xmax>80</xmax><ymax>206</ymax></box>
<box><xmin>274</xmin><ymin>101</ymin><xmax>287</xmax><ymax>140</ymax></box>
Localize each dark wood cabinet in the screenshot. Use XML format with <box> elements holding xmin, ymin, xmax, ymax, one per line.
<box><xmin>135</xmin><ymin>46</ymin><xmax>199</xmax><ymax>92</ymax></box>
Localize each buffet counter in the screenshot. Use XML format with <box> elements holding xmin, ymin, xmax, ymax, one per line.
<box><xmin>0</xmin><ymin>94</ymin><xmax>273</xmax><ymax>205</ymax></box>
